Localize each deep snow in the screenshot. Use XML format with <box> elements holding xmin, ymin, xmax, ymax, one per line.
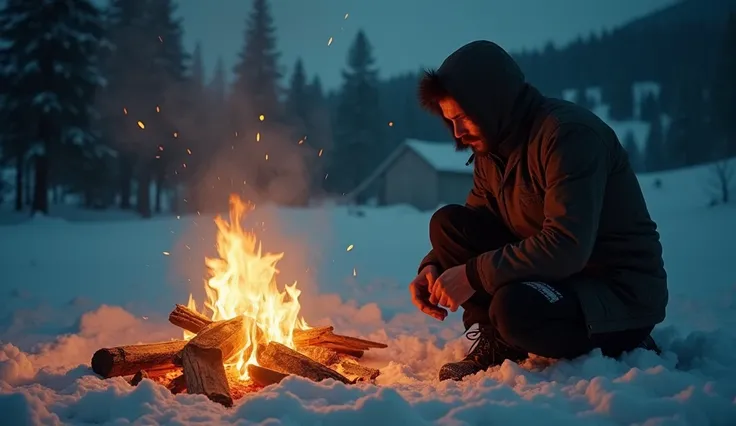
<box><xmin>0</xmin><ymin>159</ymin><xmax>735</xmax><ymax>425</ymax></box>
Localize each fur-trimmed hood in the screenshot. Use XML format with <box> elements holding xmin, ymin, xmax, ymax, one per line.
<box><xmin>418</xmin><ymin>40</ymin><xmax>543</xmax><ymax>161</ymax></box>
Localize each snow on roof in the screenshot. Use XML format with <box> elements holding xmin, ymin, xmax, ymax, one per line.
<box><xmin>405</xmin><ymin>139</ymin><xmax>473</xmax><ymax>174</ymax></box>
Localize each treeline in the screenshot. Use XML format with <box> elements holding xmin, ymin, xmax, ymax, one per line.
<box><xmin>0</xmin><ymin>0</ymin><xmax>734</xmax><ymax>216</ymax></box>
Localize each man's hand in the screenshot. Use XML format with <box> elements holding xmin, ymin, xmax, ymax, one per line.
<box><xmin>430</xmin><ymin>264</ymin><xmax>476</xmax><ymax>313</ymax></box>
<box><xmin>409</xmin><ymin>265</ymin><xmax>448</xmax><ymax>321</ymax></box>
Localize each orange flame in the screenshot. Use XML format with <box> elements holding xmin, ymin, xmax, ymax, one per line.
<box><xmin>184</xmin><ymin>194</ymin><xmax>309</xmax><ymax>380</ymax></box>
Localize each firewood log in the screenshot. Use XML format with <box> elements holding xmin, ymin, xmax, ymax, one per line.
<box><xmin>257</xmin><ymin>342</ymin><xmax>351</xmax><ymax>384</ymax></box>
<box><xmin>292</xmin><ymin>325</ymin><xmax>334</xmax><ymax>345</ymax></box>
<box><xmin>168</xmin><ymin>304</ymin><xmax>212</xmax><ymax>334</ymax></box>
<box><xmin>181</xmin><ymin>316</ymin><xmax>249</xmax><ymax>407</ymax></box>
<box><xmin>167</xmin><ymin>374</ymin><xmax>187</xmax><ymax>394</ymax></box>
<box><xmin>335</xmin><ymin>360</ymin><xmax>380</xmax><ymax>382</ymax></box>
<box><xmin>247</xmin><ymin>364</ymin><xmax>289</xmax><ymax>387</ymax></box>
<box><xmin>168</xmin><ymin>305</ymin><xmax>385</xmax><ymax>354</ymax></box>
<box><xmin>91</xmin><ymin>340</ymin><xmax>187</xmax><ymax>378</ymax></box>
<box><xmin>297</xmin><ymin>345</ymin><xmax>340</xmax><ymax>365</ymax></box>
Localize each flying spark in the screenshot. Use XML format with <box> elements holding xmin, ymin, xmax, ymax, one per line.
<box><xmin>137</xmin><ymin>121</ymin><xmax>145</xmax><ymax>129</ymax></box>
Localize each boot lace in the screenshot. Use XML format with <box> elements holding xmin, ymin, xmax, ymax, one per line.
<box><xmin>464</xmin><ymin>326</ymin><xmax>497</xmax><ymax>364</ymax></box>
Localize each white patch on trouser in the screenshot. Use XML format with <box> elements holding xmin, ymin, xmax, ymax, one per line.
<box><xmin>522</xmin><ymin>281</ymin><xmax>563</xmax><ymax>303</ymax></box>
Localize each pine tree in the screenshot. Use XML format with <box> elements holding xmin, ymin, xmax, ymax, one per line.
<box><xmin>623</xmin><ymin>131</ymin><xmax>643</xmax><ymax>172</ymax></box>
<box><xmin>230</xmin><ymin>0</ymin><xmax>283</xmax><ymax>197</ymax></box>
<box><xmin>191</xmin><ymin>42</ymin><xmax>205</xmax><ymax>94</ymax></box>
<box><xmin>209</xmin><ymin>56</ymin><xmax>226</xmax><ymax>106</ymax></box>
<box><xmin>101</xmin><ymin>0</ymin><xmax>188</xmax><ymax>217</ymax></box>
<box><xmin>232</xmin><ymin>0</ymin><xmax>282</xmax><ymax>123</ymax></box>
<box><xmin>667</xmin><ymin>80</ymin><xmax>708</xmax><ymax>168</ymax></box>
<box><xmin>639</xmin><ymin>92</ymin><xmax>660</xmax><ymax>123</ymax></box>
<box><xmin>645</xmin><ymin>115</ymin><xmax>666</xmax><ymax>172</ymax></box>
<box><xmin>331</xmin><ymin>30</ymin><xmax>383</xmax><ymax>197</ymax></box>
<box><xmin>0</xmin><ymin>0</ymin><xmax>106</xmax><ymax>214</ymax></box>
<box><xmin>712</xmin><ymin>13</ymin><xmax>736</xmax><ymax>157</ymax></box>
<box><xmin>286</xmin><ymin>58</ymin><xmax>309</xmax><ymax>137</ymax></box>
<box><xmin>99</xmin><ymin>0</ymin><xmax>149</xmax><ymax>210</ymax></box>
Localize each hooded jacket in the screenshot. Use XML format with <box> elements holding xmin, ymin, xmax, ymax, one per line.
<box><xmin>418</xmin><ymin>41</ymin><xmax>668</xmax><ymax>334</ymax></box>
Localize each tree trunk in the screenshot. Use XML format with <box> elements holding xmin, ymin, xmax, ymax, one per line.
<box><xmin>119</xmin><ymin>155</ymin><xmax>133</xmax><ymax>209</ymax></box>
<box><xmin>136</xmin><ymin>161</ymin><xmax>152</xmax><ymax>218</ymax></box>
<box><xmin>154</xmin><ymin>166</ymin><xmax>164</xmax><ymax>214</ymax></box>
<box><xmin>31</xmin><ymin>154</ymin><xmax>49</xmax><ymax>215</ymax></box>
<box><xmin>14</xmin><ymin>153</ymin><xmax>23</xmax><ymax>212</ymax></box>
<box><xmin>24</xmin><ymin>158</ymin><xmax>32</xmax><ymax>206</ymax></box>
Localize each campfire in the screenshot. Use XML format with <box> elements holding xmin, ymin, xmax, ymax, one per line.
<box><xmin>90</xmin><ymin>195</ymin><xmax>387</xmax><ymax>407</ymax></box>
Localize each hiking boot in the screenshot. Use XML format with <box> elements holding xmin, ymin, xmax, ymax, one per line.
<box><xmin>638</xmin><ymin>334</ymin><xmax>662</xmax><ymax>355</ymax></box>
<box><xmin>438</xmin><ymin>324</ymin><xmax>528</xmax><ymax>382</ymax></box>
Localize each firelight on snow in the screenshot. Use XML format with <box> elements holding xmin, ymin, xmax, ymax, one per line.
<box><xmin>183</xmin><ymin>195</ymin><xmax>310</xmax><ymax>380</ymax></box>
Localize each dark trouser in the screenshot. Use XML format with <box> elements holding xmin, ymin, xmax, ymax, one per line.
<box><xmin>429</xmin><ymin>204</ymin><xmax>652</xmax><ymax>359</ymax></box>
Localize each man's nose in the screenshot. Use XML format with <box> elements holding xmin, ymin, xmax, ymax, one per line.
<box><xmin>453</xmin><ymin>122</ymin><xmax>466</xmax><ymax>139</ymax></box>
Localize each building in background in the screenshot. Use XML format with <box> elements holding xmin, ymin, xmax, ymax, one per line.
<box><xmin>347</xmin><ymin>139</ymin><xmax>473</xmax><ymax>211</ymax></box>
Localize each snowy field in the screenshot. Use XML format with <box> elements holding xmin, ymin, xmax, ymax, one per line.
<box><xmin>1</xmin><ymin>160</ymin><xmax>735</xmax><ymax>425</ymax></box>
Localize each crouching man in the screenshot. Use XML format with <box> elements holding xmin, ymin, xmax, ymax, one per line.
<box><xmin>408</xmin><ymin>40</ymin><xmax>667</xmax><ymax>382</ymax></box>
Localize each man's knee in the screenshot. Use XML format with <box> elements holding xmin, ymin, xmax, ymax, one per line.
<box><xmin>490</xmin><ymin>282</ymin><xmax>593</xmax><ymax>358</ymax></box>
<box><xmin>489</xmin><ymin>284</ymin><xmax>534</xmax><ymax>346</ymax></box>
<box><xmin>429</xmin><ymin>204</ymin><xmax>469</xmax><ymax>246</ymax></box>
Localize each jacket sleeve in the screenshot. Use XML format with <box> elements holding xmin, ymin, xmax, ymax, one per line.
<box><xmin>465</xmin><ymin>126</ymin><xmax>608</xmax><ymax>293</ymax></box>
<box><xmin>418</xmin><ymin>160</ymin><xmax>488</xmax><ymax>274</ymax></box>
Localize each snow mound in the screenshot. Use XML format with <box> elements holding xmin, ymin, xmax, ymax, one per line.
<box><xmin>1</xmin><ymin>305</ymin><xmax>735</xmax><ymax>425</ymax></box>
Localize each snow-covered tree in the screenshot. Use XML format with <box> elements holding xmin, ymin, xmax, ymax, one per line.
<box><xmin>0</xmin><ymin>0</ymin><xmax>107</xmax><ymax>214</ymax></box>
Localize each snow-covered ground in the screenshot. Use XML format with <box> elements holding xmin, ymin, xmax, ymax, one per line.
<box><xmin>1</xmin><ymin>160</ymin><xmax>735</xmax><ymax>425</ymax></box>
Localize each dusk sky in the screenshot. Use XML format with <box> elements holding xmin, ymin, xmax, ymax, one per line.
<box><xmin>144</xmin><ymin>0</ymin><xmax>677</xmax><ymax>91</ymax></box>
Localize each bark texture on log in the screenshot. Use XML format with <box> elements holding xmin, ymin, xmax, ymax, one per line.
<box><xmin>257</xmin><ymin>342</ymin><xmax>351</xmax><ymax>384</ymax></box>
<box><xmin>247</xmin><ymin>365</ymin><xmax>289</xmax><ymax>387</ymax></box>
<box><xmin>297</xmin><ymin>346</ymin><xmax>340</xmax><ymax>365</ymax></box>
<box><xmin>188</xmin><ymin>316</ymin><xmax>249</xmax><ymax>363</ymax></box>
<box><xmin>91</xmin><ymin>340</ymin><xmax>187</xmax><ymax>378</ymax></box>
<box><xmin>292</xmin><ymin>326</ymin><xmax>334</xmax><ymax>345</ymax></box>
<box><xmin>169</xmin><ymin>304</ymin><xmax>212</xmax><ymax>334</ymax></box>
<box><xmin>298</xmin><ymin>333</ymin><xmax>388</xmax><ymax>350</ymax></box>
<box><xmin>336</xmin><ymin>361</ymin><xmax>380</xmax><ymax>382</ymax></box>
<box><xmin>179</xmin><ymin>315</ymin><xmax>250</xmax><ymax>407</ymax></box>
<box><xmin>182</xmin><ymin>345</ymin><xmax>233</xmax><ymax>407</ymax></box>
<box><xmin>167</xmin><ymin>306</ymin><xmax>384</xmax><ymax>354</ymax></box>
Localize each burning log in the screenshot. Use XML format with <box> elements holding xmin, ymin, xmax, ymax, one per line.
<box><xmin>298</xmin><ymin>345</ymin><xmax>341</xmax><ymax>365</ymax></box>
<box><xmin>168</xmin><ymin>304</ymin><xmax>387</xmax><ymax>359</ymax></box>
<box><xmin>181</xmin><ymin>316</ymin><xmax>249</xmax><ymax>407</ymax></box>
<box><xmin>91</xmin><ymin>340</ymin><xmax>187</xmax><ymax>379</ymax></box>
<box><xmin>167</xmin><ymin>374</ymin><xmax>187</xmax><ymax>394</ymax></box>
<box><xmin>257</xmin><ymin>342</ymin><xmax>351</xmax><ymax>384</ymax></box>
<box><xmin>292</xmin><ymin>325</ymin><xmax>334</xmax><ymax>345</ymax></box>
<box><xmin>168</xmin><ymin>304</ymin><xmax>212</xmax><ymax>334</ymax></box>
<box><xmin>335</xmin><ymin>360</ymin><xmax>380</xmax><ymax>382</ymax></box>
<box><xmin>247</xmin><ymin>364</ymin><xmax>289</xmax><ymax>387</ymax></box>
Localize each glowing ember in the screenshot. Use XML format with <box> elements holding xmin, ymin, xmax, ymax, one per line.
<box><xmin>183</xmin><ymin>195</ymin><xmax>309</xmax><ymax>380</ymax></box>
<box><xmin>137</xmin><ymin>121</ymin><xmax>145</xmax><ymax>129</ymax></box>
